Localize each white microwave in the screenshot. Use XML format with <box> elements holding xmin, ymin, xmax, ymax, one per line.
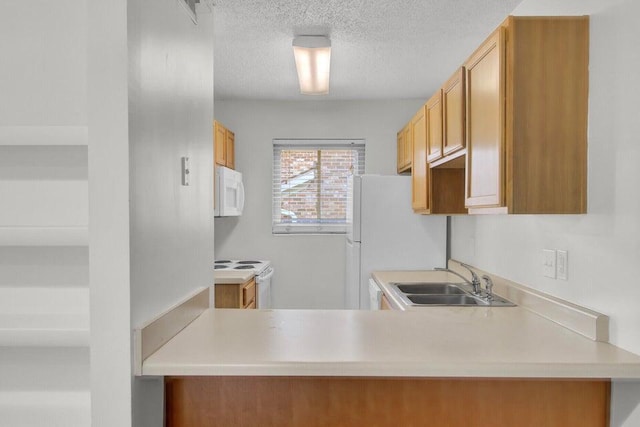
<box><xmin>214</xmin><ymin>166</ymin><xmax>245</xmax><ymax>217</ymax></box>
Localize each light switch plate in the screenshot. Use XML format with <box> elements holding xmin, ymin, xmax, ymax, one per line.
<box><xmin>557</xmin><ymin>250</ymin><xmax>568</xmax><ymax>280</ymax></box>
<box><xmin>181</xmin><ymin>157</ymin><xmax>190</xmax><ymax>186</ymax></box>
<box><xmin>543</xmin><ymin>249</ymin><xmax>556</xmax><ymax>279</ymax></box>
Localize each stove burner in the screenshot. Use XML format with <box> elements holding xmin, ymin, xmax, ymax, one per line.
<box><xmin>237</xmin><ymin>260</ymin><xmax>261</xmax><ymax>264</ymax></box>
<box><xmin>234</xmin><ymin>265</ymin><xmax>254</xmax><ymax>270</ymax></box>
<box><xmin>215</xmin><ymin>260</ymin><xmax>232</xmax><ymax>264</ymax></box>
<box><xmin>214</xmin><ymin>265</ymin><xmax>229</xmax><ymax>269</ymax></box>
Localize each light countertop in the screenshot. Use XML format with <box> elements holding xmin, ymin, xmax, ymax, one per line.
<box><xmin>214</xmin><ymin>270</ymin><xmax>254</xmax><ymax>284</ymax></box>
<box><xmin>142</xmin><ymin>275</ymin><xmax>640</xmax><ymax>378</ymax></box>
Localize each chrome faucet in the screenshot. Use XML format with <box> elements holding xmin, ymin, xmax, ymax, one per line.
<box><xmin>481</xmin><ymin>275</ymin><xmax>494</xmax><ymax>300</ymax></box>
<box><xmin>435</xmin><ymin>263</ymin><xmax>482</xmax><ymax>295</ymax></box>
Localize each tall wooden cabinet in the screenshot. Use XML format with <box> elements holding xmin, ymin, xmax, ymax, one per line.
<box><xmin>214</xmin><ymin>120</ymin><xmax>235</xmax><ymax>169</ymax></box>
<box><xmin>464</xmin><ymin>16</ymin><xmax>588</xmax><ymax>214</ymax></box>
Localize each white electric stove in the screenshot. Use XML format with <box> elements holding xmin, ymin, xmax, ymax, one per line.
<box><xmin>214</xmin><ymin>260</ymin><xmax>274</xmax><ymax>308</ymax></box>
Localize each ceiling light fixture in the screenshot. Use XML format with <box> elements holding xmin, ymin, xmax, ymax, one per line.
<box><xmin>292</xmin><ymin>36</ymin><xmax>331</xmax><ymax>95</ymax></box>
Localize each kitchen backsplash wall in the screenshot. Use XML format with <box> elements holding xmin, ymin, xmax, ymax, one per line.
<box><xmin>452</xmin><ymin>1</ymin><xmax>640</xmax><ymax>425</ymax></box>
<box><xmin>214</xmin><ymin>99</ymin><xmax>424</xmax><ymax>309</ymax></box>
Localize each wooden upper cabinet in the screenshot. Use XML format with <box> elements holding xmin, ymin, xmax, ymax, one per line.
<box><xmin>396</xmin><ymin>129</ymin><xmax>406</xmax><ymax>173</ymax></box>
<box><xmin>442</xmin><ymin>68</ymin><xmax>466</xmax><ymax>157</ymax></box>
<box><xmin>396</xmin><ymin>130</ymin><xmax>403</xmax><ymax>171</ymax></box>
<box><xmin>464</xmin><ymin>16</ymin><xmax>588</xmax><ymax>214</ymax></box>
<box><xmin>464</xmin><ymin>27</ymin><xmax>505</xmax><ymax>209</ymax></box>
<box><xmin>225</xmin><ymin>130</ymin><xmax>235</xmax><ymax>169</ymax></box>
<box><xmin>403</xmin><ymin>125</ymin><xmax>412</xmax><ymax>169</ymax></box>
<box><xmin>214</xmin><ymin>120</ymin><xmax>236</xmax><ymax>169</ymax></box>
<box><xmin>214</xmin><ymin>121</ymin><xmax>226</xmax><ymax>167</ymax></box>
<box><xmin>505</xmin><ymin>16</ymin><xmax>588</xmax><ymax>214</ymax></box>
<box><xmin>425</xmin><ymin>90</ymin><xmax>443</xmax><ymax>163</ymax></box>
<box><xmin>411</xmin><ymin>106</ymin><xmax>429</xmax><ymax>213</ymax></box>
<box><xmin>397</xmin><ymin>123</ymin><xmax>412</xmax><ymax>174</ymax></box>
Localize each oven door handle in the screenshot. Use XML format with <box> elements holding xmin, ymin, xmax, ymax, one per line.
<box><xmin>256</xmin><ymin>267</ymin><xmax>274</xmax><ymax>283</ymax></box>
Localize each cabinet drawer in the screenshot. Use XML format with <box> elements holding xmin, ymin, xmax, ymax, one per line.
<box><xmin>242</xmin><ymin>279</ymin><xmax>256</xmax><ymax>308</ymax></box>
<box><xmin>381</xmin><ymin>294</ymin><xmax>392</xmax><ymax>310</ymax></box>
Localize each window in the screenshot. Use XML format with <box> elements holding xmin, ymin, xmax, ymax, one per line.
<box><xmin>272</xmin><ymin>139</ymin><xmax>365</xmax><ymax>234</ymax></box>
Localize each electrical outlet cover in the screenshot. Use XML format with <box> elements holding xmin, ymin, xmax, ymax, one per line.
<box><xmin>557</xmin><ymin>250</ymin><xmax>568</xmax><ymax>280</ymax></box>
<box><xmin>543</xmin><ymin>249</ymin><xmax>556</xmax><ymax>279</ymax></box>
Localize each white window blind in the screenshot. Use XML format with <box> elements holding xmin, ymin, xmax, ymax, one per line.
<box><xmin>273</xmin><ymin>139</ymin><xmax>366</xmax><ymax>234</ymax></box>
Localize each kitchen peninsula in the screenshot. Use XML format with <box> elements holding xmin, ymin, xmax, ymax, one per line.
<box><xmin>137</xmin><ymin>261</ymin><xmax>640</xmax><ymax>427</ymax></box>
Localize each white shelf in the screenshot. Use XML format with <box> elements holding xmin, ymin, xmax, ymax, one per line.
<box><xmin>0</xmin><ymin>286</ymin><xmax>89</xmax><ymax>347</ymax></box>
<box><xmin>0</xmin><ymin>227</ymin><xmax>88</xmax><ymax>246</ymax></box>
<box><xmin>0</xmin><ymin>391</ymin><xmax>90</xmax><ymax>427</ymax></box>
<box><xmin>0</xmin><ymin>287</ymin><xmax>88</xmax><ymax>314</ymax></box>
<box><xmin>0</xmin><ymin>126</ymin><xmax>87</xmax><ymax>146</ymax></box>
<box><xmin>0</xmin><ymin>347</ymin><xmax>89</xmax><ymax>390</ymax></box>
<box><xmin>0</xmin><ymin>181</ymin><xmax>88</xmax><ymax>228</ymax></box>
<box><xmin>0</xmin><ymin>313</ymin><xmax>89</xmax><ymax>347</ymax></box>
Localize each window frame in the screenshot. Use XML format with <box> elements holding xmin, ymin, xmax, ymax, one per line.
<box><xmin>272</xmin><ymin>139</ymin><xmax>366</xmax><ymax>235</ymax></box>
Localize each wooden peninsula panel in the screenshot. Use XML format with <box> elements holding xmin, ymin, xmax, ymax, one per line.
<box><xmin>165</xmin><ymin>376</ymin><xmax>610</xmax><ymax>427</ymax></box>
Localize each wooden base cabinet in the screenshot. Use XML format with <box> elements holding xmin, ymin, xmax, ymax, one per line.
<box><xmin>214</xmin><ymin>277</ymin><xmax>256</xmax><ymax>309</ymax></box>
<box><xmin>465</xmin><ymin>16</ymin><xmax>589</xmax><ymax>214</ymax></box>
<box><xmin>380</xmin><ymin>294</ymin><xmax>392</xmax><ymax>310</ymax></box>
<box><xmin>165</xmin><ymin>376</ymin><xmax>610</xmax><ymax>427</ymax></box>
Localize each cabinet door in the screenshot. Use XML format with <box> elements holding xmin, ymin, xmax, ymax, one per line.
<box><xmin>225</xmin><ymin>130</ymin><xmax>235</xmax><ymax>169</ymax></box>
<box><xmin>396</xmin><ymin>130</ymin><xmax>404</xmax><ymax>173</ymax></box>
<box><xmin>242</xmin><ymin>278</ymin><xmax>256</xmax><ymax>308</ymax></box>
<box><xmin>464</xmin><ymin>28</ymin><xmax>505</xmax><ymax>208</ymax></box>
<box><xmin>443</xmin><ymin>68</ymin><xmax>465</xmax><ymax>156</ymax></box>
<box><xmin>402</xmin><ymin>125</ymin><xmax>412</xmax><ymax>169</ymax></box>
<box><xmin>411</xmin><ymin>106</ymin><xmax>429</xmax><ymax>213</ymax></box>
<box><xmin>426</xmin><ymin>90</ymin><xmax>443</xmax><ymax>163</ymax></box>
<box><xmin>214</xmin><ymin>121</ymin><xmax>226</xmax><ymax>167</ymax></box>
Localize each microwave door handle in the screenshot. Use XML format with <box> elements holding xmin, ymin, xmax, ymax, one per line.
<box><xmin>238</xmin><ymin>181</ymin><xmax>245</xmax><ymax>213</ymax></box>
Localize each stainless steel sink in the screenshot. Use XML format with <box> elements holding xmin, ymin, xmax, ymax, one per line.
<box><xmin>388</xmin><ymin>280</ymin><xmax>516</xmax><ymax>307</ymax></box>
<box><xmin>407</xmin><ymin>294</ymin><xmax>483</xmax><ymax>306</ymax></box>
<box><xmin>394</xmin><ymin>283</ymin><xmax>466</xmax><ymax>295</ymax></box>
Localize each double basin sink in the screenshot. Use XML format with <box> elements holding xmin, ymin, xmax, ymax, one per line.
<box><xmin>389</xmin><ymin>282</ymin><xmax>515</xmax><ymax>307</ymax></box>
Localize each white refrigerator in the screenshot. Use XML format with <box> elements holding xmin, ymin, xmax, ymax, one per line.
<box><xmin>345</xmin><ymin>175</ymin><xmax>447</xmax><ymax>309</ymax></box>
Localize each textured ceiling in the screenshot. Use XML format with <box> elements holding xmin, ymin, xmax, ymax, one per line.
<box><xmin>213</xmin><ymin>0</ymin><xmax>524</xmax><ymax>100</ymax></box>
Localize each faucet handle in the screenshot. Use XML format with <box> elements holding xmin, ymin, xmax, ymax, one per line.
<box><xmin>481</xmin><ymin>275</ymin><xmax>494</xmax><ymax>300</ymax></box>
<box><xmin>460</xmin><ymin>263</ymin><xmax>481</xmax><ymax>294</ymax></box>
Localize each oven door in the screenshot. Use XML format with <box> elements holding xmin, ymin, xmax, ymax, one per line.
<box><xmin>215</xmin><ymin>166</ymin><xmax>245</xmax><ymax>217</ymax></box>
<box><xmin>256</xmin><ymin>267</ymin><xmax>274</xmax><ymax>309</ymax></box>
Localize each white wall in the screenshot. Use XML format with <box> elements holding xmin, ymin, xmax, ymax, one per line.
<box><xmin>214</xmin><ymin>99</ymin><xmax>423</xmax><ymax>309</ymax></box>
<box><xmin>127</xmin><ymin>1</ymin><xmax>215</xmax><ymax>426</ymax></box>
<box><xmin>451</xmin><ymin>0</ymin><xmax>640</xmax><ymax>425</ymax></box>
<box><xmin>0</xmin><ymin>1</ymin><xmax>86</xmax><ymax>126</ymax></box>
<box><xmin>88</xmin><ymin>0</ymin><xmax>131</xmax><ymax>425</ymax></box>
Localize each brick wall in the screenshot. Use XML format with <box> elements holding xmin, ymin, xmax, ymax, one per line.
<box><xmin>279</xmin><ymin>149</ymin><xmax>358</xmax><ymax>222</ymax></box>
